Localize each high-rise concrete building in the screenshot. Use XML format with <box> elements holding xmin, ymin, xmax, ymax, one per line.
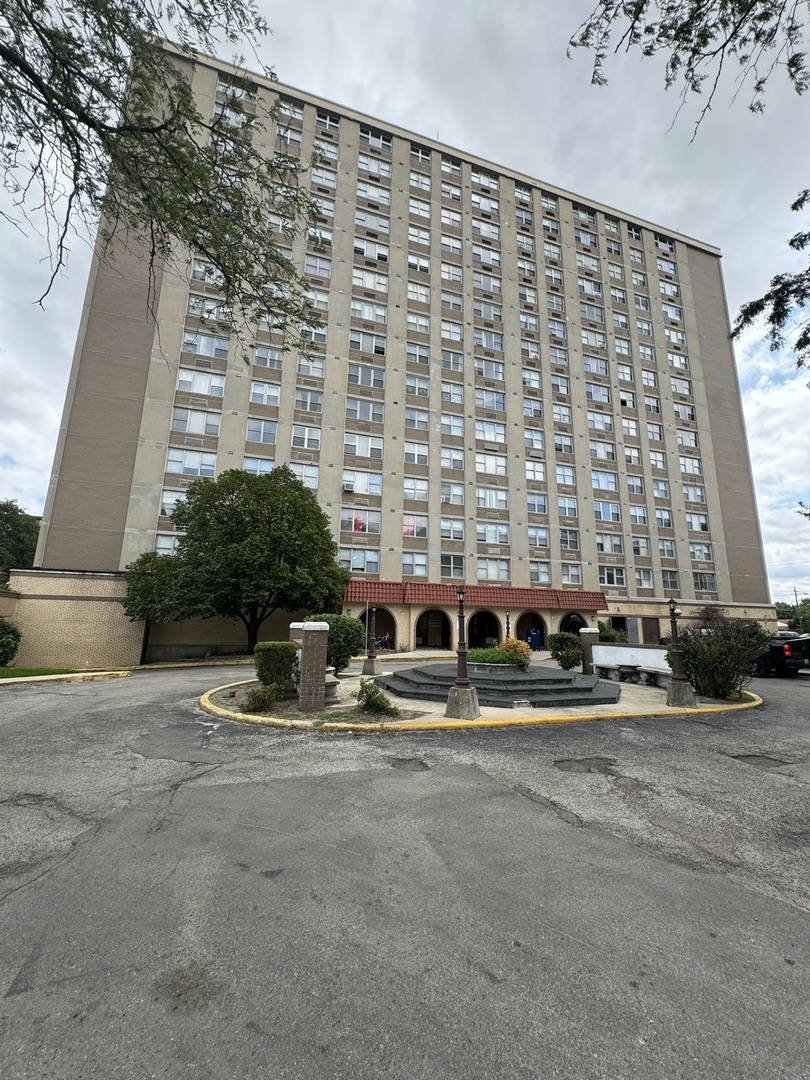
<box><xmin>32</xmin><ymin>49</ymin><xmax>772</xmax><ymax>657</ymax></box>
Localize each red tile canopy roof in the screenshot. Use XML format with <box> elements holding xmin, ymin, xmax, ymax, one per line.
<box><xmin>344</xmin><ymin>580</ymin><xmax>608</xmax><ymax>611</ymax></box>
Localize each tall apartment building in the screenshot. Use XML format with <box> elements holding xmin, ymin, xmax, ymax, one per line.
<box><xmin>33</xmin><ymin>49</ymin><xmax>772</xmax><ymax>656</ymax></box>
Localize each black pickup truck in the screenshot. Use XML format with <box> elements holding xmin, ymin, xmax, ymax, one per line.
<box><xmin>753</xmin><ymin>633</ymin><xmax>810</xmax><ymax>677</ymax></box>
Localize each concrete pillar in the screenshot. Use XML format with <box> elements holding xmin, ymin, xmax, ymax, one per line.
<box><xmin>580</xmin><ymin>627</ymin><xmax>600</xmax><ymax>676</ymax></box>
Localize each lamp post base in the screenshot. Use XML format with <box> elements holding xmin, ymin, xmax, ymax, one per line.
<box><xmin>445</xmin><ymin>686</ymin><xmax>481</xmax><ymax>719</ymax></box>
<box><xmin>667</xmin><ymin>678</ymin><xmax>697</xmax><ymax>708</ymax></box>
<box><xmin>361</xmin><ymin>657</ymin><xmax>382</xmax><ymax>676</ymax></box>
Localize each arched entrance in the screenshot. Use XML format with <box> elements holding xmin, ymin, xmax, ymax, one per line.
<box><xmin>414</xmin><ymin>609</ymin><xmax>451</xmax><ymax>649</ymax></box>
<box><xmin>358</xmin><ymin>606</ymin><xmax>397</xmax><ymax>650</ymax></box>
<box><xmin>516</xmin><ymin>612</ymin><xmax>546</xmax><ymax>649</ymax></box>
<box><xmin>560</xmin><ymin>612</ymin><xmax>587</xmax><ymax>635</ymax></box>
<box><xmin>468</xmin><ymin>610</ymin><xmax>499</xmax><ymax>648</ymax></box>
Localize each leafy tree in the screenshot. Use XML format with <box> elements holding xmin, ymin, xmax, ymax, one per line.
<box><xmin>0</xmin><ymin>1</ymin><xmax>319</xmax><ymax>346</ymax></box>
<box><xmin>570</xmin><ymin>1</ymin><xmax>810</xmax><ymax>368</ymax></box>
<box><xmin>304</xmin><ymin>613</ymin><xmax>366</xmax><ymax>675</ymax></box>
<box><xmin>0</xmin><ymin>616</ymin><xmax>22</xmax><ymax>666</ymax></box>
<box><xmin>547</xmin><ymin>631</ymin><xmax>583</xmax><ymax>671</ymax></box>
<box><xmin>0</xmin><ymin>499</ymin><xmax>39</xmax><ymax>582</ymax></box>
<box><xmin>676</xmin><ymin>606</ymin><xmax>770</xmax><ymax>698</ymax></box>
<box><xmin>122</xmin><ymin>467</ymin><xmax>348</xmax><ymax>650</ymax></box>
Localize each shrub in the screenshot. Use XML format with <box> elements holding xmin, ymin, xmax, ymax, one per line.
<box><xmin>305</xmin><ymin>613</ymin><xmax>366</xmax><ymax>675</ymax></box>
<box><xmin>467</xmin><ymin>646</ymin><xmax>506</xmax><ymax>665</ymax></box>
<box><xmin>497</xmin><ymin>637</ymin><xmax>532</xmax><ymax>671</ymax></box>
<box><xmin>598</xmin><ymin>620</ymin><xmax>628</xmax><ymax>643</ymax></box>
<box><xmin>0</xmin><ymin>618</ymin><xmax>21</xmax><ymax>667</ymax></box>
<box><xmin>547</xmin><ymin>631</ymin><xmax>582</xmax><ymax>671</ymax></box>
<box><xmin>242</xmin><ymin>684</ymin><xmax>281</xmax><ymax>714</ymax></box>
<box><xmin>356</xmin><ymin>677</ymin><xmax>400</xmax><ymax>717</ymax></box>
<box><xmin>675</xmin><ymin>615</ymin><xmax>770</xmax><ymax>699</ymax></box>
<box><xmin>253</xmin><ymin>641</ymin><xmax>298</xmax><ymax>698</ymax></box>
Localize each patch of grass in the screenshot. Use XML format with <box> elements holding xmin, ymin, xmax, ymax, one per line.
<box><xmin>724</xmin><ymin>690</ymin><xmax>758</xmax><ymax>703</ymax></box>
<box><xmin>0</xmin><ymin>667</ymin><xmax>76</xmax><ymax>679</ymax></box>
<box><xmin>213</xmin><ymin>683</ymin><xmax>421</xmax><ymax>724</ymax></box>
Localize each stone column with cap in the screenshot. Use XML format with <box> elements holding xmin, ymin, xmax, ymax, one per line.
<box><xmin>290</xmin><ymin>622</ymin><xmax>329</xmax><ymax>712</ymax></box>
<box><xmin>579</xmin><ymin>627</ymin><xmax>600</xmax><ymax>676</ymax></box>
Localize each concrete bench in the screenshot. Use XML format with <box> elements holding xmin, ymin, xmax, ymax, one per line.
<box><xmin>594</xmin><ymin>664</ymin><xmax>620</xmax><ymax>681</ymax></box>
<box><xmin>639</xmin><ymin>667</ymin><xmax>672</xmax><ymax>689</ymax></box>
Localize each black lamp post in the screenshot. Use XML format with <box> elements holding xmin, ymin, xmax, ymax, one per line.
<box><xmin>667</xmin><ymin>597</ymin><xmax>696</xmax><ymax>706</ymax></box>
<box><xmin>505</xmin><ymin>610</ymin><xmax>511</xmax><ymax>639</ymax></box>
<box><xmin>455</xmin><ymin>586</ymin><xmax>470</xmax><ymax>688</ymax></box>
<box><xmin>367</xmin><ymin>605</ymin><xmax>377</xmax><ymax>662</ymax></box>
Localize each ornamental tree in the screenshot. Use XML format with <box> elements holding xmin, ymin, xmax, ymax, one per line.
<box><xmin>122</xmin><ymin>467</ymin><xmax>348</xmax><ymax>651</ymax></box>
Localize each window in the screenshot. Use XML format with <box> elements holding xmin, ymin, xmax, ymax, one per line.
<box><xmin>475</xmin><ymin>299</ymin><xmax>503</xmax><ymax>321</ymax></box>
<box><xmin>659</xmin><ymin>539</ymin><xmax>676</xmax><ymax>559</ymax></box>
<box><xmin>680</xmin><ymin>455</ymin><xmax>702</xmax><ymax>475</ymax></box>
<box><xmin>574</xmin><ymin>228</ymin><xmax>598</xmax><ymax>248</ymax></box>
<box><xmin>340</xmin><ymin>507</ymin><xmax>381</xmax><ymax>535</ymax></box>
<box><xmin>580</xmin><ymin>303</ymin><xmax>604</xmax><ymax>323</ymax></box>
<box><xmin>662</xmin><ymin>570</ymin><xmax>679</xmax><ymax>591</ymax></box>
<box><xmin>650</xmin><ymin>451</ymin><xmax>666</xmax><ymax>469</ymax></box>
<box><xmin>666</xmin><ymin>328</ymin><xmax>687</xmax><ymax>346</ymax></box>
<box><xmin>632</xmin><ymin>270</ymin><xmax>647</xmax><ymax>288</ymax></box>
<box><xmin>407</xmin><ymin>342</ymin><xmax>430</xmax><ymax>366</ymax></box>
<box><xmin>592</xmin><ymin>470</ymin><xmax>618</xmax><ymax>491</ymax></box>
<box><xmin>442</xmin><ymin>319</ymin><xmax>464</xmax><ymax>341</ymax></box>
<box><xmin>629</xmin><ymin>505</ymin><xmax>647</xmax><ymax>525</ymax></box>
<box><xmin>359</xmin><ymin>127</ymin><xmax>392</xmax><ymax>151</ymax></box>
<box><xmin>407</xmin><ymin>312</ymin><xmax>430</xmax><ymax>335</ymax></box>
<box><xmin>608</xmin><ymin>262</ymin><xmax>624</xmax><ymax>280</ymax></box>
<box><xmin>585</xmin><ymin>382</ymin><xmax>610</xmax><ymax>404</ymax></box>
<box><xmin>475</xmin><ymin>451</ymin><xmax>507</xmax><ymax>475</ymax></box>
<box><xmin>475</xmin><ymin>419</ymin><xmax>506</xmax><ymax>442</ymax></box>
<box><xmin>402</xmin><ymin>514</ymin><xmax>429</xmax><ymax>539</ymax></box>
<box><xmin>404</xmin><ymin>441</ymin><xmax>429</xmax><ymax>466</ymax></box>
<box><xmin>599</xmin><ymin>566</ymin><xmax>626</xmax><ymax>587</ymax></box>
<box><xmin>549</xmin><ymin>319</ymin><xmax>567</xmax><ymax>340</ymax></box>
<box><xmin>669</xmin><ymin>351</ymin><xmax>690</xmax><ymax>371</ymax></box>
<box><xmin>635</xmin><ymin>569</ymin><xmax>654</xmax><ymax>589</ymax></box>
<box><xmin>515</xmin><ymin>184</ymin><xmax>533</xmax><ymax>204</ymax></box>
<box><xmin>313</xmin><ymin>195</ymin><xmax>335</xmax><ymax>218</ymax></box>
<box><xmin>528</xmin><ymin>493</ymin><xmax>549</xmax><ymax>514</ymax></box>
<box><xmin>583</xmin><ymin>355</ymin><xmax>609</xmax><ymax>376</ymax></box>
<box><xmin>472</xmin><ymin>359</ymin><xmax>501</xmax><ymax>383</ymax></box>
<box><xmin>441</xmin><ymin>445</ymin><xmax>464</xmax><ymax>470</ymax></box>
<box><xmin>472</xmin><ymin>192</ymin><xmax>499</xmax><ymax>214</ymax></box>
<box><xmin>472</xmin><ymin>218</ymin><xmax>500</xmax><ymax>241</ymax></box>
<box><xmin>671</xmin><ymin>376</ymin><xmax>692</xmax><ymax>396</ymax></box>
<box><xmin>290</xmin><ymin>424</ymin><xmax>320</xmax><ymax>450</ymax></box>
<box><xmin>350</xmin><ymin>330</ymin><xmax>386</xmax><ymax>356</ymax></box>
<box><xmin>183</xmin><ymin>330</ymin><xmax>229</xmax><ymax>359</ymax></box>
<box><xmin>410</xmin><ymin>170</ymin><xmax>431</xmax><ymax>192</ymax></box>
<box><xmin>351</xmin><ymin>299</ymin><xmax>387</xmax><ymax>323</ymax></box>
<box><xmin>522</xmin><ymin>339</ymin><xmax>540</xmax><ymax>361</ymax></box>
<box><xmin>625</xmin><ymin>445</ymin><xmax>640</xmax><ymax>465</ymax></box>
<box><xmin>339</xmin><ymin>548</ymin><xmax>380</xmax><ymax>574</ymax></box>
<box><xmin>639</xmin><ymin>345</ymin><xmax>655</xmax><ymax>363</ymax></box>
<box><xmin>530</xmin><ymin>561</ymin><xmax>551</xmax><ymax>584</ymax></box>
<box><xmin>166</xmin><ymin>448</ymin><xmax>216</xmax><ymax>477</ymax></box>
<box><xmin>596</xmin><ymin>533</ymin><xmax>623</xmax><ymax>554</ymax></box>
<box><xmin>516</xmin><ymin>207</ymin><xmax>534</xmax><ymax>227</ymax></box>
<box><xmin>440</xmin><ymin>517</ymin><xmax>464</xmax><ymax>541</ymax></box>
<box><xmin>442</xmin><ymin>414</ymin><xmax>464</xmax><ymax>437</ymax></box>
<box><xmin>523</xmin><ymin>397</ymin><xmax>542</xmax><ymax>418</ymax></box>
<box><xmin>474</xmin><ymin>328</ymin><xmax>503</xmax><ymax>351</ymax></box>
<box><xmin>683</xmin><ymin>484</ymin><xmax>706</xmax><ymax>503</ymax></box>
<box><xmin>653</xmin><ymin>479</ymin><xmax>670</xmax><ymax>498</ymax></box>
<box><xmin>346</xmin><ymin>397</ymin><xmax>384</xmax><ymax>424</ymax></box>
<box><xmin>441</xmin><ymin>554</ymin><xmax>465</xmax><ymax>578</ymax></box>
<box><xmin>246</xmin><ymin>417</ymin><xmax>277</xmax><ymax>444</ymax></box>
<box><xmin>528</xmin><ymin>526</ymin><xmax>549</xmax><ymax>547</ymax></box>
<box><xmin>441</xmin><ymin>157</ymin><xmax>461</xmax><ymax>176</ymax></box>
<box><xmin>475</xmin><ymin>389</ymin><xmax>505</xmax><ymax>410</ymax></box>
<box><xmin>629</xmin><ymin>247</ymin><xmax>644</xmax><ymax>264</ymax></box>
<box><xmin>187</xmin><ymin>294</ymin><xmax>232</xmax><ymax>322</ymax></box>
<box><xmin>561</xmin><ymin>563</ymin><xmax>582</xmax><ymax>585</ymax></box>
<box><xmin>644</xmin><ymin>395</ymin><xmax>661</xmax><ymax>414</ymax></box>
<box><xmin>519</xmin><ymin>284</ymin><xmax>538</xmax><ymax>304</ymax></box>
<box><xmin>294</xmin><ymin>388</ymin><xmax>323</xmax><ymax>413</ymax></box>
<box><xmin>655</xmin><ymin>508</ymin><xmax>673</xmax><ymax>529</ymax></box>
<box><xmin>613</xmin><ymin>312</ymin><xmax>629</xmax><ymax>330</ymax></box>
<box><xmin>676</xmin><ymin>428</ymin><xmax>699</xmax><ymax>448</ymax></box>
<box><xmin>277</xmin><ymin>98</ymin><xmax>304</xmax><ymax>121</ymax></box>
<box><xmin>582</xmin><ymin>329</ymin><xmax>606</xmax><ymax>349</ymax></box>
<box><xmin>406</xmin><ymin>373</ymin><xmax>430</xmax><ymax>398</ymax></box>
<box><xmin>407</xmin><ymin>281</ymin><xmax>430</xmax><ymax>305</ymax></box>
<box><xmin>478</xmin><ymin>558</ymin><xmax>510</xmax><ymax>582</ymax></box>
<box><xmin>403</xmin><ymin>476</ymin><xmax>429</xmax><ymax>502</ymax></box>
<box><xmin>304</xmin><ymin>254</ymin><xmax>331</xmax><ymax>279</ymax></box>
<box><xmin>554</xmin><ymin>432</ymin><xmax>573</xmax><ymax>453</ymax></box>
<box><xmin>658</xmin><ymin>257</ymin><xmax>677</xmax><ymax>275</ymax></box>
<box><xmin>693</xmin><ymin>572</ymin><xmax>717</xmax><ymax>592</ymax></box>
<box><xmin>177</xmin><ymin>368</ymin><xmax>225</xmax><ymax>397</ymax></box>
<box><xmin>297</xmin><ymin>353</ymin><xmax>324</xmax><ymax>378</ymax></box>
<box><xmin>441</xmin><ymin>180</ymin><xmax>461</xmax><ymax>201</ymax></box>
<box><xmin>474</xmin><ymin>270</ymin><xmax>501</xmax><ymax>293</ymax></box>
<box><xmin>155</xmin><ymin>533</ymin><xmax>181</xmax><ymax>556</ymax></box>
<box><xmin>408</xmin><ymin>253</ymin><xmax>430</xmax><ymax>274</ymax></box>
<box><xmin>345</xmin><ymin>432</ymin><xmax>384</xmax><ymax>459</ymax></box>
<box><xmin>587</xmin><ymin>411</ymin><xmax>612</xmax><ymax>431</ymax></box>
<box><xmin>593</xmin><ymin>500</ymin><xmax>620</xmax><ymax>522</ymax></box>
<box><xmin>311</xmin><ymin>166</ymin><xmax>337</xmax><ymax>190</ymax></box>
<box><xmin>357</xmin><ymin>180</ymin><xmax>390</xmax><ymax>206</ymax></box>
<box><xmin>606</xmin><ymin>239</ymin><xmax>622</xmax><ymax>256</ymax></box>
<box><xmin>589</xmin><ymin>439</ymin><xmax>615</xmax><ymax>461</ymax></box>
<box><xmin>342</xmin><ymin>469</ymin><xmax>382</xmax><ymax>496</ymax></box>
<box><xmin>558</xmin><ymin>496</ymin><xmax>578</xmax><ymax>518</ymax></box>
<box><xmin>632</xmin><ymin>536</ymin><xmax>650</xmax><ymax>556</ymax></box>
<box><xmin>442</xmin><ymin>262</ymin><xmax>463</xmax><ymax>283</ymax></box>
<box><xmin>410</xmin><ymin>224</ymin><xmax>431</xmax><ymax>246</ymax></box>
<box><xmin>471</xmin><ymin>168</ymin><xmax>499</xmax><ymax>189</ymax></box>
<box><xmin>619</xmin><ymin>389</ymin><xmax>636</xmax><ymax>409</ymax></box>
<box><xmin>354</xmin><ymin>236</ymin><xmax>389</xmax><ymax>261</ymax></box>
<box><xmin>576</xmin><ymin>252</ymin><xmax>600</xmax><ymax>273</ymax></box>
<box><xmin>517</xmin><ymin>257</ymin><xmax>536</xmax><ymax>277</ymax></box>
<box><xmin>544</xmin><ymin>241</ymin><xmax>562</xmax><ymax>260</ymax></box>
<box><xmin>440</xmin><ymin>206</ymin><xmax>461</xmax><ymax>228</ymax></box>
<box><xmin>674</xmin><ymin>403</ymin><xmax>697</xmax><ymax>422</ymax></box>
<box><xmin>690</xmin><ymin>542</ymin><xmax>713</xmax><ymax>562</ymax></box>
<box><xmin>477</xmin><ymin>521</ymin><xmax>510</xmax><ymax>545</ymax></box>
<box><xmin>472</xmin><ymin>244</ymin><xmax>501</xmax><ymax>268</ymax></box>
<box><xmin>556</xmin><ymin>464</ymin><xmax>575</xmax><ymax>486</ymax></box>
<box><xmin>348</xmin><ymin>362</ymin><xmax>385</xmax><ymax>389</ymax></box>
<box><xmin>441</xmin><ymin>481</ymin><xmax>465</xmax><ymax>505</ymax></box>
<box><xmin>647</xmin><ymin>422</ymin><xmax>663</xmax><ymax>441</ymax></box>
<box><xmin>243</xmin><ymin>457</ymin><xmax>274</xmax><ymax>477</ymax></box>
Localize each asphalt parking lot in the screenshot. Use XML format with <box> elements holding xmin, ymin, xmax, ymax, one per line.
<box><xmin>1</xmin><ymin>667</ymin><xmax>808</xmax><ymax>1079</ymax></box>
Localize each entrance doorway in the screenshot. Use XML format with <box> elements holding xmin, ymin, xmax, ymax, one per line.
<box><xmin>515</xmin><ymin>612</ymin><xmax>546</xmax><ymax>649</ymax></box>
<box><xmin>560</xmin><ymin>612</ymin><xmax>587</xmax><ymax>635</ymax></box>
<box><xmin>468</xmin><ymin>610</ymin><xmax>499</xmax><ymax>648</ymax></box>
<box><xmin>414</xmin><ymin>609</ymin><xmax>451</xmax><ymax>649</ymax></box>
<box><xmin>358</xmin><ymin>607</ymin><xmax>396</xmax><ymax>650</ymax></box>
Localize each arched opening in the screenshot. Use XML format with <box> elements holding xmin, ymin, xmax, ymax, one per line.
<box><xmin>468</xmin><ymin>610</ymin><xmax>500</xmax><ymax>648</ymax></box>
<box><xmin>414</xmin><ymin>609</ymin><xmax>451</xmax><ymax>649</ymax></box>
<box><xmin>516</xmin><ymin>612</ymin><xmax>546</xmax><ymax>650</ymax></box>
<box><xmin>357</xmin><ymin>607</ymin><xmax>397</xmax><ymax>651</ymax></box>
<box><xmin>560</xmin><ymin>612</ymin><xmax>587</xmax><ymax>635</ymax></box>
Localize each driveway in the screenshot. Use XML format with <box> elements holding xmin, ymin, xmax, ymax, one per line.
<box><xmin>1</xmin><ymin>668</ymin><xmax>808</xmax><ymax>1079</ymax></box>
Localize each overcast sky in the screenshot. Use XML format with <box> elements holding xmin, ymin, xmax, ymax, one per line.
<box><xmin>1</xmin><ymin>1</ymin><xmax>808</xmax><ymax>603</ymax></box>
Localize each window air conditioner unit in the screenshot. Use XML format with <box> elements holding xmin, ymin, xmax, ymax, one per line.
<box><xmin>441</xmin><ymin>496</ymin><xmax>451</xmax><ymax>503</ymax></box>
<box><xmin>343</xmin><ymin>481</ymin><xmax>354</xmax><ymax>492</ymax></box>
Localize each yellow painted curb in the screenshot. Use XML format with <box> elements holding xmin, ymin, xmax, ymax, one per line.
<box><xmin>0</xmin><ymin>670</ymin><xmax>132</xmax><ymax>686</ymax></box>
<box><xmin>199</xmin><ymin>680</ymin><xmax>763</xmax><ymax>734</ymax></box>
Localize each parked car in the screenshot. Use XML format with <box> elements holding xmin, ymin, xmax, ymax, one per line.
<box><xmin>752</xmin><ymin>634</ymin><xmax>810</xmax><ymax>677</ymax></box>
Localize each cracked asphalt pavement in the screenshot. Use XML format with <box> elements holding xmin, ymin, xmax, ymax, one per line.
<box><xmin>1</xmin><ymin>666</ymin><xmax>808</xmax><ymax>1079</ymax></box>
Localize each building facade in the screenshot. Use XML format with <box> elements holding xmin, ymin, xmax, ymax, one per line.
<box><xmin>34</xmin><ymin>50</ymin><xmax>772</xmax><ymax>659</ymax></box>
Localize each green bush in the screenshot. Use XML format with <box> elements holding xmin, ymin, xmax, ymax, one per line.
<box><xmin>598</xmin><ymin>620</ymin><xmax>628</xmax><ymax>643</ymax></box>
<box><xmin>467</xmin><ymin>647</ymin><xmax>506</xmax><ymax>665</ymax></box>
<box><xmin>676</xmin><ymin>614</ymin><xmax>770</xmax><ymax>699</ymax></box>
<box><xmin>305</xmin><ymin>613</ymin><xmax>366</xmax><ymax>674</ymax></box>
<box><xmin>241</xmin><ymin>684</ymin><xmax>281</xmax><ymax>714</ymax></box>
<box><xmin>0</xmin><ymin>618</ymin><xmax>21</xmax><ymax>667</ymax></box>
<box><xmin>547</xmin><ymin>631</ymin><xmax>582</xmax><ymax>671</ymax></box>
<box><xmin>356</xmin><ymin>677</ymin><xmax>400</xmax><ymax>717</ymax></box>
<box><xmin>498</xmin><ymin>637</ymin><xmax>532</xmax><ymax>671</ymax></box>
<box><xmin>253</xmin><ymin>641</ymin><xmax>298</xmax><ymax>697</ymax></box>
